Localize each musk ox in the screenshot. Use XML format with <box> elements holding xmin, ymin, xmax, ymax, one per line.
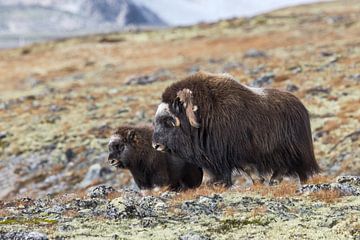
<box><xmin>108</xmin><ymin>126</ymin><xmax>203</xmax><ymax>191</ymax></box>
<box><xmin>152</xmin><ymin>72</ymin><xmax>320</xmax><ymax>186</ymax></box>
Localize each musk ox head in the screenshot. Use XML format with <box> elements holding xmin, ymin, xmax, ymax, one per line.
<box><xmin>108</xmin><ymin>129</ymin><xmax>136</xmax><ymax>169</ymax></box>
<box><xmin>152</xmin><ymin>88</ymin><xmax>200</xmax><ymax>154</ymax></box>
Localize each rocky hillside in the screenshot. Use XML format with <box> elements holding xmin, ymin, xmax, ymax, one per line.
<box><xmin>0</xmin><ymin>0</ymin><xmax>359</xmax><ymax>239</ymax></box>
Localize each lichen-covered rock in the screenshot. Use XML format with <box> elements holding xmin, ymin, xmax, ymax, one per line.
<box><xmin>0</xmin><ymin>231</ymin><xmax>48</xmax><ymax>240</ymax></box>
<box><xmin>337</xmin><ymin>176</ymin><xmax>360</xmax><ymax>186</ymax></box>
<box><xmin>88</xmin><ymin>185</ymin><xmax>116</xmax><ymax>198</ymax></box>
<box><xmin>298</xmin><ymin>183</ymin><xmax>360</xmax><ymax>196</ymax></box>
<box><xmin>137</xmin><ymin>196</ymin><xmax>167</xmax><ymax>217</ymax></box>
<box><xmin>110</xmin><ymin>192</ymin><xmax>167</xmax><ymax>219</ymax></box>
<box><xmin>181</xmin><ymin>194</ymin><xmax>223</xmax><ymax>215</ymax></box>
<box><xmin>244</xmin><ymin>49</ymin><xmax>267</xmax><ymax>58</ymax></box>
<box><xmin>179</xmin><ymin>232</ymin><xmax>210</xmax><ymax>240</ymax></box>
<box><xmin>74</xmin><ymin>199</ymin><xmax>99</xmax><ymax>209</ymax></box>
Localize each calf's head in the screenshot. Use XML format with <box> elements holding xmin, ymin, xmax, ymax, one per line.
<box><xmin>108</xmin><ymin>129</ymin><xmax>136</xmax><ymax>169</ymax></box>
<box><xmin>152</xmin><ymin>89</ymin><xmax>200</xmax><ymax>154</ymax></box>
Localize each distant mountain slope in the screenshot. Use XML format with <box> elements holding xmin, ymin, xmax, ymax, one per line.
<box><xmin>0</xmin><ymin>0</ymin><xmax>323</xmax><ymax>48</ymax></box>
<box><xmin>0</xmin><ymin>0</ymin><xmax>165</xmax><ymax>48</ymax></box>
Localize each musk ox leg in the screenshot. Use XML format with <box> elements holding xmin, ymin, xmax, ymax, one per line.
<box><xmin>208</xmin><ymin>171</ymin><xmax>233</xmax><ymax>187</ymax></box>
<box><xmin>181</xmin><ymin>165</ymin><xmax>203</xmax><ymax>189</ymax></box>
<box><xmin>168</xmin><ymin>183</ymin><xmax>182</xmax><ymax>192</ymax></box>
<box><xmin>269</xmin><ymin>170</ymin><xmax>285</xmax><ymax>186</ymax></box>
<box><xmin>243</xmin><ymin>166</ymin><xmax>266</xmax><ymax>185</ymax></box>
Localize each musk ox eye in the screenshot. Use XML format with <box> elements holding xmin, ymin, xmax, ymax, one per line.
<box><xmin>112</xmin><ymin>143</ymin><xmax>124</xmax><ymax>152</ymax></box>
<box><xmin>164</xmin><ymin>118</ymin><xmax>176</xmax><ymax>128</ymax></box>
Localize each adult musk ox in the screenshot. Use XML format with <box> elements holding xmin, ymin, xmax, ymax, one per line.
<box><xmin>108</xmin><ymin>126</ymin><xmax>203</xmax><ymax>191</ymax></box>
<box><xmin>152</xmin><ymin>72</ymin><xmax>320</xmax><ymax>186</ymax></box>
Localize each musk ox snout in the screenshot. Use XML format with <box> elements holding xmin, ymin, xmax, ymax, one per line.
<box><xmin>152</xmin><ymin>142</ymin><xmax>166</xmax><ymax>151</ymax></box>
<box><xmin>151</xmin><ymin>132</ymin><xmax>167</xmax><ymax>151</ymax></box>
<box><xmin>107</xmin><ymin>153</ymin><xmax>125</xmax><ymax>168</ymax></box>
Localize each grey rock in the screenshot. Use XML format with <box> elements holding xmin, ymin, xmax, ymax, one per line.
<box><xmin>286</xmin><ymin>84</ymin><xmax>299</xmax><ymax>92</ymax></box>
<box><xmin>58</xmin><ymin>224</ymin><xmax>75</xmax><ymax>232</ymax></box>
<box><xmin>140</xmin><ymin>217</ymin><xmax>158</xmax><ymax>228</ymax></box>
<box><xmin>117</xmin><ymin>109</ymin><xmax>129</xmax><ymax>115</ymax></box>
<box><xmin>0</xmin><ymin>131</ymin><xmax>7</xmax><ymax>139</ymax></box>
<box><xmin>305</xmin><ymin>86</ymin><xmax>331</xmax><ymax>96</ymax></box>
<box><xmin>0</xmin><ymin>231</ymin><xmax>48</xmax><ymax>240</ymax></box>
<box><xmin>313</xmin><ymin>130</ymin><xmax>327</xmax><ymax>142</ymax></box>
<box><xmin>79</xmin><ymin>164</ymin><xmax>110</xmax><ymax>188</ymax></box>
<box><xmin>244</xmin><ymin>48</ymin><xmax>267</xmax><ymax>58</ymax></box>
<box><xmin>49</xmin><ymin>104</ymin><xmax>66</xmax><ymax>112</ymax></box>
<box><xmin>179</xmin><ymin>232</ymin><xmax>210</xmax><ymax>240</ymax></box>
<box><xmin>44</xmin><ymin>115</ymin><xmax>61</xmax><ymax>124</ymax></box>
<box><xmin>74</xmin><ymin>199</ymin><xmax>98</xmax><ymax>209</ymax></box>
<box><xmin>0</xmin><ymin>102</ymin><xmax>9</xmax><ymax>110</ymax></box>
<box><xmin>288</xmin><ymin>65</ymin><xmax>302</xmax><ymax>74</ymax></box>
<box><xmin>349</xmin><ymin>74</ymin><xmax>360</xmax><ymax>82</ymax></box>
<box><xmin>246</xmin><ymin>64</ymin><xmax>265</xmax><ymax>76</ymax></box>
<box><xmin>108</xmin><ymin>189</ymin><xmax>142</xmax><ymax>219</ymax></box>
<box><xmin>45</xmin><ymin>205</ymin><xmax>66</xmax><ymax>215</ymax></box>
<box><xmin>25</xmin><ymin>77</ymin><xmax>42</xmax><ymax>88</ymax></box>
<box><xmin>298</xmin><ymin>182</ymin><xmax>360</xmax><ymax>196</ymax></box>
<box><xmin>221</xmin><ymin>62</ymin><xmax>243</xmax><ymax>72</ymax></box>
<box><xmin>125</xmin><ymin>69</ymin><xmax>172</xmax><ymax>85</ymax></box>
<box><xmin>251</xmin><ymin>72</ymin><xmax>275</xmax><ymax>87</ymax></box>
<box><xmin>65</xmin><ymin>148</ymin><xmax>76</xmax><ymax>162</ymax></box>
<box><xmin>320</xmin><ymin>51</ymin><xmax>334</xmax><ymax>57</ymax></box>
<box><xmin>125</xmin><ymin>75</ymin><xmax>157</xmax><ymax>85</ymax></box>
<box><xmin>106</xmin><ymin>203</ymin><xmax>123</xmax><ymax>219</ymax></box>
<box><xmin>160</xmin><ymin>191</ymin><xmax>178</xmax><ymax>200</ymax></box>
<box><xmin>337</xmin><ymin>176</ymin><xmax>360</xmax><ymax>187</ymax></box>
<box><xmin>319</xmin><ymin>218</ymin><xmax>337</xmax><ymax>228</ymax></box>
<box><xmin>181</xmin><ymin>194</ymin><xmax>223</xmax><ymax>215</ymax></box>
<box><xmin>137</xmin><ymin>196</ymin><xmax>167</xmax><ymax>217</ymax></box>
<box><xmin>88</xmin><ymin>185</ymin><xmax>116</xmax><ymax>198</ymax></box>
<box><xmin>188</xmin><ymin>65</ymin><xmax>200</xmax><ymax>74</ymax></box>
<box><xmin>108</xmin><ymin>190</ymin><xmax>167</xmax><ymax>219</ymax></box>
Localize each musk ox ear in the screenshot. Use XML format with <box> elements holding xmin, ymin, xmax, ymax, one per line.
<box><xmin>127</xmin><ymin>130</ymin><xmax>136</xmax><ymax>142</ymax></box>
<box><xmin>177</xmin><ymin>88</ymin><xmax>200</xmax><ymax>128</ymax></box>
<box><xmin>172</xmin><ymin>96</ymin><xmax>181</xmax><ymax>114</ymax></box>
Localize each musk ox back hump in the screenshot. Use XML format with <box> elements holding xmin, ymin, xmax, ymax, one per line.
<box><xmin>158</xmin><ymin>71</ymin><xmax>319</xmax><ymax>184</ymax></box>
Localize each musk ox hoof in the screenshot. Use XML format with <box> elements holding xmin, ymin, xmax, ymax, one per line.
<box><xmin>206</xmin><ymin>179</ymin><xmax>232</xmax><ymax>188</ymax></box>
<box><xmin>269</xmin><ymin>179</ymin><xmax>282</xmax><ymax>186</ymax></box>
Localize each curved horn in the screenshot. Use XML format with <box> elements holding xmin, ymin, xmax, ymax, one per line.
<box><xmin>175</xmin><ymin>117</ymin><xmax>180</xmax><ymax>127</ymax></box>
<box><xmin>177</xmin><ymin>88</ymin><xmax>200</xmax><ymax>128</ymax></box>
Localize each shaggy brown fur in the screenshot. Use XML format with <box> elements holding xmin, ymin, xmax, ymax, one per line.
<box><xmin>108</xmin><ymin>126</ymin><xmax>203</xmax><ymax>191</ymax></box>
<box><xmin>152</xmin><ymin>72</ymin><xmax>320</xmax><ymax>186</ymax></box>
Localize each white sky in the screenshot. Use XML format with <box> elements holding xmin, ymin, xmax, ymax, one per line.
<box><xmin>133</xmin><ymin>0</ymin><xmax>326</xmax><ymax>25</ymax></box>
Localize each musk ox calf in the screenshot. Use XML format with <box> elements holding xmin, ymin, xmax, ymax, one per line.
<box><xmin>108</xmin><ymin>126</ymin><xmax>203</xmax><ymax>191</ymax></box>
<box><xmin>152</xmin><ymin>72</ymin><xmax>320</xmax><ymax>187</ymax></box>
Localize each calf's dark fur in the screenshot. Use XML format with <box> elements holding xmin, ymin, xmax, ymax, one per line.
<box><xmin>108</xmin><ymin>126</ymin><xmax>203</xmax><ymax>190</ymax></box>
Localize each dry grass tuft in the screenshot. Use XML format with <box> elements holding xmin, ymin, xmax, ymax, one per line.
<box><xmin>0</xmin><ymin>209</ymin><xmax>11</xmax><ymax>217</ymax></box>
<box><xmin>224</xmin><ymin>207</ymin><xmax>236</xmax><ymax>217</ymax></box>
<box><xmin>270</xmin><ymin>182</ymin><xmax>298</xmax><ymax>198</ymax></box>
<box><xmin>63</xmin><ymin>210</ymin><xmax>80</xmax><ymax>218</ymax></box>
<box><xmin>306</xmin><ymin>175</ymin><xmax>334</xmax><ymax>184</ymax></box>
<box><xmin>107</xmin><ymin>191</ymin><xmax>123</xmax><ymax>201</ymax></box>
<box><xmin>309</xmin><ymin>189</ymin><xmax>341</xmax><ymax>203</ymax></box>
<box><xmin>171</xmin><ymin>185</ymin><xmax>227</xmax><ymax>204</ymax></box>
<box><xmin>250</xmin><ymin>206</ymin><xmax>268</xmax><ymax>218</ymax></box>
<box><xmin>248</xmin><ymin>181</ymin><xmax>298</xmax><ymax>198</ymax></box>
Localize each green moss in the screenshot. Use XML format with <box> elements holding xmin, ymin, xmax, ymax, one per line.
<box><xmin>210</xmin><ymin>218</ymin><xmax>270</xmax><ymax>234</ymax></box>
<box><xmin>0</xmin><ymin>218</ymin><xmax>58</xmax><ymax>225</ymax></box>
